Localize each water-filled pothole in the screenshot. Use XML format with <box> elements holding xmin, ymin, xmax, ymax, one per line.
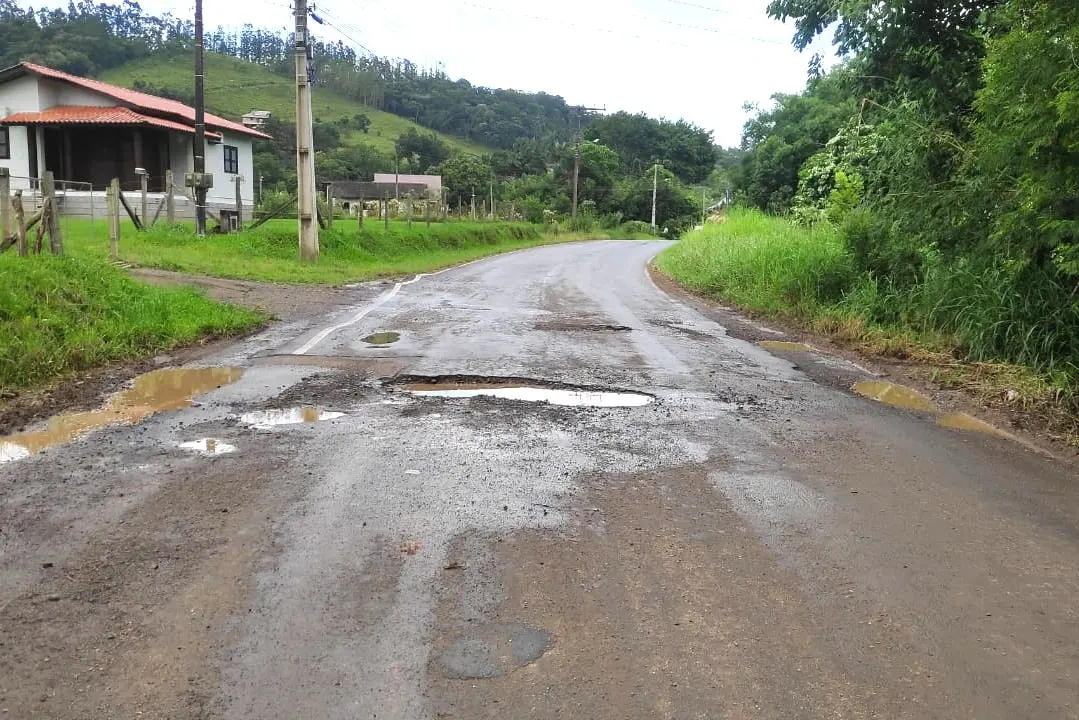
<box><xmin>179</xmin><ymin>438</ymin><xmax>238</xmax><ymax>456</ymax></box>
<box><xmin>362</xmin><ymin>332</ymin><xmax>401</xmax><ymax>346</ymax></box>
<box><xmin>0</xmin><ymin>366</ymin><xmax>244</xmax><ymax>464</ymax></box>
<box><xmin>852</xmin><ymin>380</ymin><xmax>936</xmax><ymax>413</ymax></box>
<box><xmin>394</xmin><ymin>376</ymin><xmax>653</xmax><ymax>408</ymax></box>
<box><xmin>239</xmin><ymin>407</ymin><xmax>345</xmax><ymax>429</ymax></box>
<box><xmin>759</xmin><ymin>341</ymin><xmax>814</xmax><ymax>352</ymax></box>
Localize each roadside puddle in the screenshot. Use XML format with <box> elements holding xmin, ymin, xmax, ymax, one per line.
<box><xmin>179</xmin><ymin>438</ymin><xmax>238</xmax><ymax>456</ymax></box>
<box><xmin>852</xmin><ymin>380</ymin><xmax>936</xmax><ymax>413</ymax></box>
<box><xmin>759</xmin><ymin>341</ymin><xmax>814</xmax><ymax>352</ymax></box>
<box><xmin>239</xmin><ymin>407</ymin><xmax>345</xmax><ymax>429</ymax></box>
<box><xmin>362</xmin><ymin>332</ymin><xmax>401</xmax><ymax>346</ymax></box>
<box><xmin>0</xmin><ymin>367</ymin><xmax>244</xmax><ymax>464</ymax></box>
<box><xmin>404</xmin><ymin>382</ymin><xmax>653</xmax><ymax>408</ymax></box>
<box><xmin>937</xmin><ymin>413</ymin><xmax>1008</xmax><ymax>437</ymax></box>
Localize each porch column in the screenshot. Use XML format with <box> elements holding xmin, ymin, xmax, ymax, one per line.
<box><xmin>35</xmin><ymin>127</ymin><xmax>45</xmax><ymax>179</ymax></box>
<box><xmin>133</xmin><ymin>129</ymin><xmax>143</xmax><ymax>172</ymax></box>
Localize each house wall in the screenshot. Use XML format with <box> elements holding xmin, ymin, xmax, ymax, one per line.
<box><xmin>204</xmin><ymin>133</ymin><xmax>254</xmax><ymax>206</ymax></box>
<box><xmin>38</xmin><ymin>78</ymin><xmax>113</xmax><ymax>109</ymax></box>
<box><xmin>0</xmin><ymin>75</ymin><xmax>42</xmax><ymax>187</ymax></box>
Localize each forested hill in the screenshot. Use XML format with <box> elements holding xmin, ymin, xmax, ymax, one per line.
<box><xmin>0</xmin><ymin>0</ymin><xmax>578</xmax><ymax>149</ymax></box>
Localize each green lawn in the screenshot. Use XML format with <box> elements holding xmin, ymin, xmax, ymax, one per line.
<box><xmin>100</xmin><ymin>53</ymin><xmax>491</xmax><ymax>157</ymax></box>
<box><xmin>0</xmin><ymin>253</ymin><xmax>262</xmax><ymax>394</ymax></box>
<box><xmin>63</xmin><ymin>218</ymin><xmax>585</xmax><ymax>284</ymax></box>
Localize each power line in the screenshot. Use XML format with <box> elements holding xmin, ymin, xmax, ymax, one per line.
<box><xmin>311</xmin><ymin>6</ymin><xmax>378</xmax><ymax>55</ymax></box>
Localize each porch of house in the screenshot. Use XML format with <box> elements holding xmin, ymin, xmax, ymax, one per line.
<box><xmin>28</xmin><ymin>124</ymin><xmax>183</xmax><ymax>193</ymax></box>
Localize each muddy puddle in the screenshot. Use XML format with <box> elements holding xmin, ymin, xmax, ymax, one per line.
<box><xmin>937</xmin><ymin>413</ymin><xmax>1007</xmax><ymax>437</ymax></box>
<box><xmin>402</xmin><ymin>380</ymin><xmax>653</xmax><ymax>408</ymax></box>
<box><xmin>179</xmin><ymin>438</ymin><xmax>238</xmax><ymax>456</ymax></box>
<box><xmin>362</xmin><ymin>332</ymin><xmax>401</xmax><ymax>346</ymax></box>
<box><xmin>0</xmin><ymin>367</ymin><xmax>244</xmax><ymax>464</ymax></box>
<box><xmin>852</xmin><ymin>380</ymin><xmax>936</xmax><ymax>413</ymax></box>
<box><xmin>759</xmin><ymin>341</ymin><xmax>814</xmax><ymax>352</ymax></box>
<box><xmin>239</xmin><ymin>407</ymin><xmax>346</xmax><ymax>429</ymax></box>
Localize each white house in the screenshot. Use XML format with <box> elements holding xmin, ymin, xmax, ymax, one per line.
<box><xmin>0</xmin><ymin>61</ymin><xmax>269</xmax><ymax>218</ymax></box>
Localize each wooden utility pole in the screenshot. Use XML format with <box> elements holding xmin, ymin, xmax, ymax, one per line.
<box><xmin>0</xmin><ymin>168</ymin><xmax>9</xmax><ymax>243</ymax></box>
<box><xmin>235</xmin><ymin>175</ymin><xmax>244</xmax><ymax>230</ymax></box>
<box><xmin>107</xmin><ymin>179</ymin><xmax>120</xmax><ymax>259</ymax></box>
<box><xmin>489</xmin><ymin>181</ymin><xmax>495</xmax><ymax>221</ymax></box>
<box><xmin>165</xmin><ymin>170</ymin><xmax>175</xmax><ymax>224</ymax></box>
<box><xmin>571</xmin><ymin>105</ymin><xmax>605</xmax><ymax>228</ymax></box>
<box><xmin>358</xmin><ymin>190</ymin><xmax>364</xmax><ymax>229</ymax></box>
<box><xmin>41</xmin><ymin>171</ymin><xmax>62</xmax><ymax>254</ymax></box>
<box><xmin>193</xmin><ymin>0</ymin><xmax>208</xmax><ymax>236</ymax></box>
<box><xmin>12</xmin><ymin>191</ymin><xmax>26</xmax><ymax>257</ymax></box>
<box><xmin>651</xmin><ymin>162</ymin><xmax>659</xmax><ymax>235</ymax></box>
<box><xmin>294</xmin><ymin>0</ymin><xmax>319</xmax><ymax>260</ymax></box>
<box><xmin>470</xmin><ymin>189</ymin><xmax>476</xmax><ymax>220</ymax></box>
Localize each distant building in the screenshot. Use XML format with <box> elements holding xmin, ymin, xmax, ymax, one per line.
<box><xmin>242</xmin><ymin>110</ymin><xmax>271</xmax><ymax>130</ymax></box>
<box><xmin>372</xmin><ymin>173</ymin><xmax>441</xmax><ymax>197</ymax></box>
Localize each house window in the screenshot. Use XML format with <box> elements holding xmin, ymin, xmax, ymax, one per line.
<box><xmin>0</xmin><ymin>127</ymin><xmax>9</xmax><ymax>160</ymax></box>
<box><xmin>223</xmin><ymin>145</ymin><xmax>239</xmax><ymax>174</ymax></box>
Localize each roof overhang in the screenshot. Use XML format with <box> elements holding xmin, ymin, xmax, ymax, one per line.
<box><xmin>1</xmin><ymin>105</ymin><xmax>223</xmax><ymax>141</ymax></box>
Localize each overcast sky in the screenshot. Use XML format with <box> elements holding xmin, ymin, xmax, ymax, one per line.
<box><xmin>54</xmin><ymin>0</ymin><xmax>833</xmax><ymax>146</ymax></box>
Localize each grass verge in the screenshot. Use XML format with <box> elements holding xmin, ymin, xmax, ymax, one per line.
<box><xmin>64</xmin><ymin>219</ymin><xmax>634</xmax><ymax>285</ymax></box>
<box><xmin>657</xmin><ymin>208</ymin><xmax>1078</xmax><ymax>445</ymax></box>
<box><xmin>0</xmin><ymin>254</ymin><xmax>263</xmax><ymax>394</ymax></box>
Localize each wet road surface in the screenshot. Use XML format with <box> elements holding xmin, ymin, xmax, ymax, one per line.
<box><xmin>1</xmin><ymin>240</ymin><xmax>1078</xmax><ymax>719</ymax></box>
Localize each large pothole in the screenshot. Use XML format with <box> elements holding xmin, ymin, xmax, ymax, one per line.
<box><xmin>389</xmin><ymin>375</ymin><xmax>654</xmax><ymax>408</ymax></box>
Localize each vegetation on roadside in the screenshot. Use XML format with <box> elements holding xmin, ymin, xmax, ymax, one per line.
<box><xmin>0</xmin><ymin>254</ymin><xmax>262</xmax><ymax>393</ymax></box>
<box><xmin>62</xmin><ymin>219</ymin><xmax>623</xmax><ymax>285</ymax></box>
<box><xmin>658</xmin><ymin>210</ymin><xmax>1078</xmax><ymax>443</ymax></box>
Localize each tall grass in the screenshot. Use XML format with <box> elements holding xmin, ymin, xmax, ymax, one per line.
<box><xmin>656</xmin><ymin>208</ymin><xmax>853</xmax><ymax>315</ymax></box>
<box><xmin>659</xmin><ymin>208</ymin><xmax>1077</xmax><ymax>393</ymax></box>
<box><xmin>65</xmin><ymin>220</ymin><xmax>554</xmax><ymax>284</ymax></box>
<box><xmin>0</xmin><ymin>254</ymin><xmax>262</xmax><ymax>393</ymax></box>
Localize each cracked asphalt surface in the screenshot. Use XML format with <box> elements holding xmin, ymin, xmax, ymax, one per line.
<box><xmin>1</xmin><ymin>240</ymin><xmax>1078</xmax><ymax>719</ymax></box>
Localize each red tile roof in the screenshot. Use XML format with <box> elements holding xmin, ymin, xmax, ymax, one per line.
<box><xmin>6</xmin><ymin>62</ymin><xmax>270</xmax><ymax>139</ymax></box>
<box><xmin>1</xmin><ymin>105</ymin><xmax>223</xmax><ymax>140</ymax></box>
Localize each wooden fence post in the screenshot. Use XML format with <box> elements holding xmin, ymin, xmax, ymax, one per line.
<box><xmin>383</xmin><ymin>197</ymin><xmax>390</xmax><ymax>231</ymax></box>
<box><xmin>425</xmin><ymin>194</ymin><xmax>431</xmax><ymax>227</ymax></box>
<box><xmin>358</xmin><ymin>191</ymin><xmax>364</xmax><ymax>229</ymax></box>
<box><xmin>41</xmin><ymin>171</ymin><xmax>63</xmax><ymax>254</ymax></box>
<box><xmin>165</xmin><ymin>170</ymin><xmax>175</xmax><ymax>225</ymax></box>
<box><xmin>12</xmin><ymin>190</ymin><xmax>27</xmax><ymax>257</ymax></box>
<box><xmin>406</xmin><ymin>192</ymin><xmax>413</xmax><ymax>229</ymax></box>
<box><xmin>325</xmin><ymin>184</ymin><xmax>334</xmax><ymax>229</ymax></box>
<box><xmin>0</xmin><ymin>169</ymin><xmax>9</xmax><ymax>243</ymax></box>
<box><xmin>235</xmin><ymin>175</ymin><xmax>244</xmax><ymax>231</ymax></box>
<box><xmin>138</xmin><ymin>169</ymin><xmax>148</xmax><ymax>229</ymax></box>
<box><xmin>107</xmin><ymin>178</ymin><xmax>120</xmax><ymax>260</ymax></box>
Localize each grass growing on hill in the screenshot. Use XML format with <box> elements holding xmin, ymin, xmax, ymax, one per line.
<box><xmin>0</xmin><ymin>254</ymin><xmax>262</xmax><ymax>393</ymax></box>
<box><xmin>99</xmin><ymin>53</ymin><xmax>490</xmax><ymax>156</ymax></box>
<box><xmin>64</xmin><ymin>219</ymin><xmax>571</xmax><ymax>284</ymax></box>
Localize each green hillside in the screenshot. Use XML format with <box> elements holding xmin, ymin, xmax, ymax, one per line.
<box><xmin>99</xmin><ymin>53</ymin><xmax>490</xmax><ymax>156</ymax></box>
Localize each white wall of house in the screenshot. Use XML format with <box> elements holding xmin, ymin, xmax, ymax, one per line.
<box><xmin>205</xmin><ymin>133</ymin><xmax>254</xmax><ymax>206</ymax></box>
<box><xmin>0</xmin><ymin>75</ymin><xmax>41</xmax><ymax>187</ymax></box>
<box><xmin>38</xmin><ymin>78</ymin><xmax>113</xmax><ymax>109</ymax></box>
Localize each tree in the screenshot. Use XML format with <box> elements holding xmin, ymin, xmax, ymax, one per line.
<box><xmin>430</xmin><ymin>154</ymin><xmax>494</xmax><ymax>207</ymax></box>
<box><xmin>586</xmin><ymin>112</ymin><xmax>717</xmax><ymax>183</ymax></box>
<box><xmin>395</xmin><ymin>129</ymin><xmax>450</xmax><ymax>173</ymax></box>
<box><xmin>353</xmin><ymin>113</ymin><xmax>370</xmax><ymax>133</ymax></box>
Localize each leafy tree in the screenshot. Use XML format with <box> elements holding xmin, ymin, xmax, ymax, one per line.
<box><xmin>430</xmin><ymin>154</ymin><xmax>494</xmax><ymax>207</ymax></box>
<box><xmin>353</xmin><ymin>113</ymin><xmax>371</xmax><ymax>133</ymax></box>
<box><xmin>394</xmin><ymin>129</ymin><xmax>450</xmax><ymax>173</ymax></box>
<box><xmin>586</xmin><ymin>112</ymin><xmax>717</xmax><ymax>183</ymax></box>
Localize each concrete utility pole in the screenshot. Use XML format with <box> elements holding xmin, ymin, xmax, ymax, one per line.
<box><xmin>193</xmin><ymin>0</ymin><xmax>207</xmax><ymax>236</ymax></box>
<box><xmin>570</xmin><ymin>105</ymin><xmax>605</xmax><ymax>228</ymax></box>
<box><xmin>651</xmin><ymin>162</ymin><xmax>659</xmax><ymax>235</ymax></box>
<box><xmin>294</xmin><ymin>0</ymin><xmax>319</xmax><ymax>261</ymax></box>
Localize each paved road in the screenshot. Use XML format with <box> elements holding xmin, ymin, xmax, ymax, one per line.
<box><xmin>1</xmin><ymin>240</ymin><xmax>1077</xmax><ymax>719</ymax></box>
